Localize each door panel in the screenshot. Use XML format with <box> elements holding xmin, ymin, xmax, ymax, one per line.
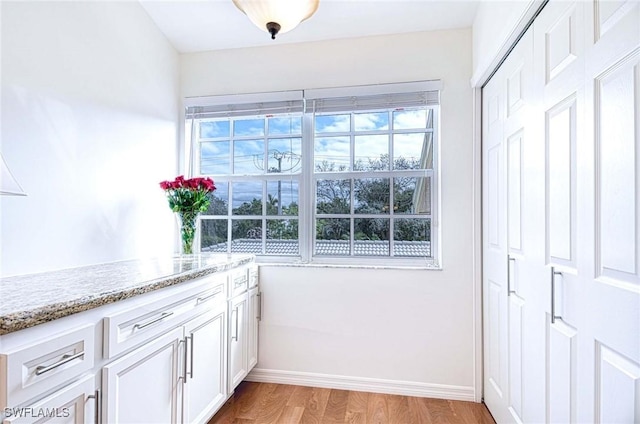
<box><xmin>596</xmin><ymin>52</ymin><xmax>639</xmax><ymax>281</ymax></box>
<box><xmin>595</xmin><ymin>343</ymin><xmax>640</xmax><ymax>423</ymax></box>
<box><xmin>488</xmin><ymin>145</ymin><xmax>502</xmax><ymax>249</ymax></box>
<box><xmin>184</xmin><ymin>310</ymin><xmax>227</xmax><ymax>424</ymax></box>
<box><xmin>545</xmin><ymin>95</ymin><xmax>577</xmax><ymax>268</ymax></box>
<box><xmin>546</xmin><ymin>4</ymin><xmax>579</xmax><ymax>82</ymax></box>
<box><xmin>547</xmin><ymin>321</ymin><xmax>577</xmax><ymax>423</ymax></box>
<box><xmin>488</xmin><ymin>279</ymin><xmax>505</xmax><ymax>398</ymax></box>
<box><xmin>508</xmin><ymin>296</ymin><xmax>525</xmax><ymax>422</ymax></box>
<box><xmin>507</xmin><ymin>131</ymin><xmax>523</xmax><ymax>253</ymax></box>
<box><xmin>102</xmin><ymin>328</ymin><xmax>181</xmax><ymax>424</ymax></box>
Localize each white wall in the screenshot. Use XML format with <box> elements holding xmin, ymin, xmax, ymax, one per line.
<box><xmin>472</xmin><ymin>0</ymin><xmax>535</xmax><ymax>83</ymax></box>
<box><xmin>0</xmin><ymin>1</ymin><xmax>180</xmax><ymax>276</ymax></box>
<box><xmin>181</xmin><ymin>29</ymin><xmax>478</xmax><ymax>399</ymax></box>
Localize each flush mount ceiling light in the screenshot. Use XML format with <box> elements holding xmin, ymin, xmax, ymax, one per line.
<box><xmin>232</xmin><ymin>0</ymin><xmax>319</xmax><ymax>40</ymax></box>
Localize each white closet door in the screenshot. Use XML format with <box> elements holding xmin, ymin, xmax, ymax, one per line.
<box><xmin>484</xmin><ymin>1</ymin><xmax>639</xmax><ymax>422</ymax></box>
<box><xmin>483</xmin><ymin>27</ymin><xmax>538</xmax><ymax>424</ymax></box>
<box><xmin>483</xmin><ymin>56</ymin><xmax>509</xmax><ymax>423</ymax></box>
<box><xmin>483</xmin><ymin>27</ymin><xmax>552</xmax><ymax>423</ymax></box>
<box><xmin>533</xmin><ymin>2</ymin><xmax>586</xmax><ymax>423</ymax></box>
<box><xmin>534</xmin><ymin>1</ymin><xmax>640</xmax><ymax>423</ymax></box>
<box><xmin>504</xmin><ymin>28</ymin><xmax>549</xmax><ymax>424</ymax></box>
<box><xmin>580</xmin><ymin>1</ymin><xmax>640</xmax><ymax>422</ymax></box>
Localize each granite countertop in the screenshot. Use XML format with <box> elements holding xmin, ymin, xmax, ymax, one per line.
<box><xmin>0</xmin><ymin>253</ymin><xmax>254</xmax><ymax>335</ymax></box>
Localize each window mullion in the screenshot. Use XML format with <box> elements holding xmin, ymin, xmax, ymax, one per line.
<box><xmin>300</xmin><ymin>110</ymin><xmax>315</xmax><ymax>262</ymax></box>
<box><xmin>349</xmin><ymin>112</ymin><xmax>355</xmax><ymax>257</ymax></box>
<box><xmin>388</xmin><ymin>110</ymin><xmax>394</xmax><ymax>257</ymax></box>
<box><xmin>227</xmin><ymin>180</ymin><xmax>233</xmax><ymax>254</ymax></box>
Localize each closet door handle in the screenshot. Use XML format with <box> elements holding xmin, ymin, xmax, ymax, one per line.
<box><xmin>507</xmin><ymin>256</ymin><xmax>516</xmax><ymax>296</ymax></box>
<box><xmin>551</xmin><ymin>266</ymin><xmax>563</xmax><ymax>324</ymax></box>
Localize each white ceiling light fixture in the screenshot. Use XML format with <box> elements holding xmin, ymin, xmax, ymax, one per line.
<box><xmin>232</xmin><ymin>0</ymin><xmax>319</xmax><ymax>40</ymax></box>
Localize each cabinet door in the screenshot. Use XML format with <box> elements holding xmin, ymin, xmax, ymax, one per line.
<box><xmin>227</xmin><ymin>294</ymin><xmax>248</xmax><ymax>393</ymax></box>
<box><xmin>247</xmin><ymin>287</ymin><xmax>260</xmax><ymax>372</ymax></box>
<box><xmin>183</xmin><ymin>309</ymin><xmax>227</xmax><ymax>424</ymax></box>
<box><xmin>3</xmin><ymin>375</ymin><xmax>96</xmax><ymax>424</ymax></box>
<box><xmin>102</xmin><ymin>327</ymin><xmax>182</xmax><ymax>424</ymax></box>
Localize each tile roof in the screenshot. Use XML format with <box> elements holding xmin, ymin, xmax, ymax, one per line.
<box><xmin>202</xmin><ymin>239</ymin><xmax>430</xmax><ymax>257</ymax></box>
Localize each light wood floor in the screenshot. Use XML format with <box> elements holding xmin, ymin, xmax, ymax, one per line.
<box><xmin>208</xmin><ymin>382</ymin><xmax>496</xmax><ymax>424</ymax></box>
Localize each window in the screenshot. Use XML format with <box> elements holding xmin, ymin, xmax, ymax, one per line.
<box><xmin>186</xmin><ymin>82</ymin><xmax>440</xmax><ymax>266</ymax></box>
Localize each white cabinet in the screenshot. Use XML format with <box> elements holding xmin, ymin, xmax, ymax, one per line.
<box><xmin>0</xmin><ymin>262</ymin><xmax>258</xmax><ymax>424</ymax></box>
<box><xmin>182</xmin><ymin>309</ymin><xmax>227</xmax><ymax>424</ymax></box>
<box><xmin>3</xmin><ymin>375</ymin><xmax>97</xmax><ymax>424</ymax></box>
<box><xmin>102</xmin><ymin>327</ymin><xmax>183</xmax><ymax>424</ymax></box>
<box><xmin>227</xmin><ymin>292</ymin><xmax>248</xmax><ymax>393</ymax></box>
<box><xmin>102</xmin><ymin>306</ymin><xmax>229</xmax><ymax>424</ymax></box>
<box><xmin>227</xmin><ymin>266</ymin><xmax>260</xmax><ymax>395</ymax></box>
<box><xmin>0</xmin><ymin>325</ymin><xmax>95</xmax><ymax>411</ymax></box>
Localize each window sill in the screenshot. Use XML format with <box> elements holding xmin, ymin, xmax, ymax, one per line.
<box><xmin>255</xmin><ymin>259</ymin><xmax>442</xmax><ymax>271</ymax></box>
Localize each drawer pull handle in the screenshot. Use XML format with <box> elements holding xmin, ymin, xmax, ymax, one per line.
<box><xmin>181</xmin><ymin>337</ymin><xmax>188</xmax><ymax>384</ymax></box>
<box><xmin>234</xmin><ymin>276</ymin><xmax>247</xmax><ymax>288</ymax></box>
<box><xmin>196</xmin><ymin>289</ymin><xmax>222</xmax><ymax>305</ymax></box>
<box><xmin>35</xmin><ymin>351</ymin><xmax>84</xmax><ymax>375</ymax></box>
<box><xmin>188</xmin><ymin>333</ymin><xmax>195</xmax><ymax>379</ymax></box>
<box><xmin>257</xmin><ymin>292</ymin><xmax>262</xmax><ymax>321</ymax></box>
<box><xmin>87</xmin><ymin>389</ymin><xmax>100</xmax><ymax>424</ymax></box>
<box><xmin>231</xmin><ymin>307</ymin><xmax>239</xmax><ymax>341</ymax></box>
<box><xmin>133</xmin><ymin>311</ymin><xmax>173</xmax><ymax>330</ymax></box>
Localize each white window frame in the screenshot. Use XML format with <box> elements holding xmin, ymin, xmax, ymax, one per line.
<box><xmin>309</xmin><ymin>107</ymin><xmax>439</xmax><ymax>267</ymax></box>
<box><xmin>192</xmin><ymin>112</ymin><xmax>304</xmax><ymax>260</ymax></box>
<box><xmin>185</xmin><ymin>82</ymin><xmax>441</xmax><ymax>267</ymax></box>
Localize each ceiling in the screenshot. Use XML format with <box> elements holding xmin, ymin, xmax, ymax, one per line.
<box><xmin>139</xmin><ymin>0</ymin><xmax>480</xmax><ymax>53</ymax></box>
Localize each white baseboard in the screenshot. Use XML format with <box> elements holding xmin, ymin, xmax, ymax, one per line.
<box><xmin>245</xmin><ymin>368</ymin><xmax>476</xmax><ymax>402</ymax></box>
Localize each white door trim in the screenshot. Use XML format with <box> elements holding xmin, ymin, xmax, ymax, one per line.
<box><xmin>471</xmin><ymin>0</ymin><xmax>547</xmax><ymax>89</ymax></box>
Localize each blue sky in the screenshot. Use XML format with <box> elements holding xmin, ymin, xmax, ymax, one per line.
<box><xmin>199</xmin><ymin>110</ymin><xmax>432</xmax><ymax>213</ymax></box>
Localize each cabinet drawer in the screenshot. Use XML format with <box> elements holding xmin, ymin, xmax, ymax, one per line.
<box><xmin>103</xmin><ymin>275</ymin><xmax>226</xmax><ymax>359</ymax></box>
<box><xmin>229</xmin><ymin>268</ymin><xmax>249</xmax><ymax>298</ymax></box>
<box><xmin>249</xmin><ymin>266</ymin><xmax>259</xmax><ymax>289</ymax></box>
<box><xmin>0</xmin><ymin>324</ymin><xmax>94</xmax><ymax>410</ymax></box>
<box><xmin>2</xmin><ymin>374</ymin><xmax>96</xmax><ymax>424</ymax></box>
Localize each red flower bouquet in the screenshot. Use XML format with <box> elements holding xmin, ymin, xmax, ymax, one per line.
<box><xmin>159</xmin><ymin>175</ymin><xmax>216</xmax><ymax>254</ymax></box>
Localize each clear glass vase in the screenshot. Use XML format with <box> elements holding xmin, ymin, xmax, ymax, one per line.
<box><xmin>177</xmin><ymin>210</ymin><xmax>198</xmax><ymax>255</ymax></box>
